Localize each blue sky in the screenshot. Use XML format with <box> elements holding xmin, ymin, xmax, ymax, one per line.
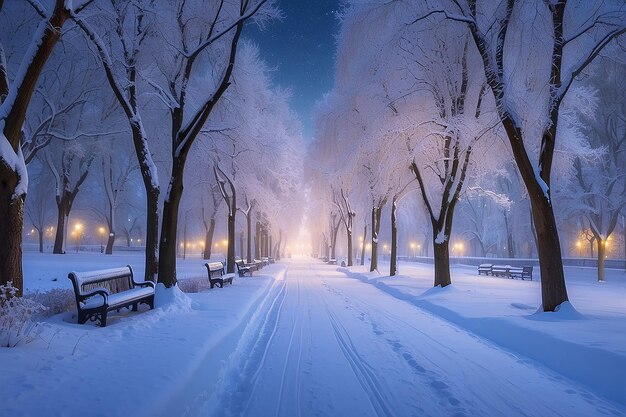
<box><xmin>244</xmin><ymin>0</ymin><xmax>342</xmax><ymax>141</ymax></box>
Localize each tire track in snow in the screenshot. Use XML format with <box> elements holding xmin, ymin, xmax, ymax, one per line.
<box><xmin>274</xmin><ymin>268</ymin><xmax>304</xmax><ymax>417</ymax></box>
<box><xmin>211</xmin><ymin>277</ymin><xmax>288</xmax><ymax>417</ymax></box>
<box><xmin>321</xmin><ymin>279</ymin><xmax>471</xmax><ymax>416</ymax></box>
<box><xmin>323</xmin><ymin>299</ymin><xmax>396</xmax><ymax>417</ymax></box>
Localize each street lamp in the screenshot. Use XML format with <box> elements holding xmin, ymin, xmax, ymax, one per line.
<box><xmin>410</xmin><ymin>242</ymin><xmax>416</xmax><ymax>258</ymax></box>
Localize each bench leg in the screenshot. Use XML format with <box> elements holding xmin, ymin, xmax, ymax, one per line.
<box><xmin>78</xmin><ymin>311</ymin><xmax>88</xmax><ymax>325</ymax></box>
<box><xmin>100</xmin><ymin>311</ymin><xmax>107</xmax><ymax>328</ymax></box>
<box><xmin>132</xmin><ymin>302</ymin><xmax>138</xmax><ymax>312</ymax></box>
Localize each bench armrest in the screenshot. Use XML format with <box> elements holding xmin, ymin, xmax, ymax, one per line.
<box><xmin>78</xmin><ymin>288</ymin><xmax>109</xmax><ymax>306</ymax></box>
<box><xmin>132</xmin><ymin>280</ymin><xmax>156</xmax><ymax>290</ymax></box>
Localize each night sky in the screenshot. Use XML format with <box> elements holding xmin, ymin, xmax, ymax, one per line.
<box><xmin>244</xmin><ymin>0</ymin><xmax>342</xmax><ymax>140</ymax></box>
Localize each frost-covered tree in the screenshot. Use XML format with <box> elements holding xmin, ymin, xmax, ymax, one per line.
<box><xmin>562</xmin><ymin>55</ymin><xmax>626</xmax><ymax>281</ymax></box>
<box><xmin>24</xmin><ymin>161</ymin><xmax>55</xmax><ymax>253</ymax></box>
<box><xmin>0</xmin><ymin>0</ymin><xmax>94</xmax><ymax>294</ymax></box>
<box><xmin>413</xmin><ymin>0</ymin><xmax>626</xmax><ymax>310</ymax></box>
<box><xmin>73</xmin><ymin>0</ymin><xmax>161</xmax><ymax>280</ymax></box>
<box><xmin>153</xmin><ymin>0</ymin><xmax>278</xmax><ymax>286</ymax></box>
<box><xmin>44</xmin><ymin>137</ymin><xmax>96</xmax><ymax>254</ymax></box>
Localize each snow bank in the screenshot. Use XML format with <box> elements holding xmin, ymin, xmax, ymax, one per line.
<box><xmin>340</xmin><ymin>261</ymin><xmax>626</xmax><ymax>407</ymax></box>
<box><xmin>1</xmin><ymin>255</ymin><xmax>288</xmax><ymax>417</ymax></box>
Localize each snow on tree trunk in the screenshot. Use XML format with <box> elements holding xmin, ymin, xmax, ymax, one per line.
<box><xmin>105</xmin><ymin>232</ymin><xmax>115</xmax><ymax>255</ymax></box>
<box><xmin>390</xmin><ymin>198</ymin><xmax>398</xmax><ymax>277</ymax></box>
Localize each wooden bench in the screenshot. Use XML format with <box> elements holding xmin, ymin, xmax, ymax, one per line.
<box><xmin>477</xmin><ymin>264</ymin><xmax>493</xmax><ymax>275</ymax></box>
<box><xmin>327</xmin><ymin>258</ymin><xmax>337</xmax><ymax>265</ymax></box>
<box><xmin>235</xmin><ymin>259</ymin><xmax>253</xmax><ymax>277</ymax></box>
<box><xmin>491</xmin><ymin>265</ymin><xmax>511</xmax><ymax>278</ymax></box>
<box><xmin>254</xmin><ymin>259</ymin><xmax>264</xmax><ymax>270</ymax></box>
<box><xmin>204</xmin><ymin>262</ymin><xmax>235</xmax><ymax>288</ymax></box>
<box><xmin>68</xmin><ymin>265</ymin><xmax>155</xmax><ymax>327</ymax></box>
<box><xmin>509</xmin><ymin>266</ymin><xmax>533</xmax><ymax>281</ymax></box>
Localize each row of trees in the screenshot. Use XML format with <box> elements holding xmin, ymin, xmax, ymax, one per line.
<box><xmin>0</xmin><ymin>0</ymin><xmax>304</xmax><ymax>296</ymax></box>
<box><xmin>309</xmin><ymin>0</ymin><xmax>625</xmax><ymax>311</ymax></box>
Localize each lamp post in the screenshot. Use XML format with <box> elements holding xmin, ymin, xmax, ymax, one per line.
<box><xmin>410</xmin><ymin>242</ymin><xmax>416</xmax><ymax>258</ymax></box>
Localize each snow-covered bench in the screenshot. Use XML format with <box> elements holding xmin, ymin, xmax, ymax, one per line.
<box><xmin>509</xmin><ymin>266</ymin><xmax>533</xmax><ymax>281</ymax></box>
<box><xmin>491</xmin><ymin>265</ymin><xmax>512</xmax><ymax>277</ymax></box>
<box><xmin>327</xmin><ymin>258</ymin><xmax>337</xmax><ymax>265</ymax></box>
<box><xmin>477</xmin><ymin>264</ymin><xmax>493</xmax><ymax>275</ymax></box>
<box><xmin>235</xmin><ymin>259</ymin><xmax>253</xmax><ymax>277</ymax></box>
<box><xmin>68</xmin><ymin>265</ymin><xmax>155</xmax><ymax>327</ymax></box>
<box><xmin>205</xmin><ymin>262</ymin><xmax>235</xmax><ymax>288</ymax></box>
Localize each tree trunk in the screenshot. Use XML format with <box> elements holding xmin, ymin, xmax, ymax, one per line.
<box><xmin>597</xmin><ymin>239</ymin><xmax>606</xmax><ymax>282</ymax></box>
<box><xmin>226</xmin><ymin>212</ymin><xmax>235</xmax><ymax>273</ymax></box>
<box><xmin>157</xmin><ymin>162</ymin><xmax>184</xmax><ymax>287</ymax></box>
<box><xmin>370</xmin><ymin>205</ymin><xmax>383</xmax><ymax>272</ymax></box>
<box><xmin>105</xmin><ymin>232</ymin><xmax>115</xmax><ymax>255</ymax></box>
<box><xmin>255</xmin><ymin>221</ymin><xmax>260</xmax><ymax>260</ymax></box>
<box><xmin>38</xmin><ymin>228</ymin><xmax>43</xmax><ymax>253</ymax></box>
<box><xmin>0</xmin><ymin>1</ymin><xmax>69</xmax><ymax>295</ymax></box>
<box><xmin>203</xmin><ymin>218</ymin><xmax>216</xmax><ymax>259</ymax></box>
<box><xmin>360</xmin><ymin>224</ymin><xmax>367</xmax><ymax>266</ymax></box>
<box><xmin>347</xmin><ymin>228</ymin><xmax>353</xmax><ymax>267</ymax></box>
<box><xmin>239</xmin><ymin>231</ymin><xmax>244</xmax><ymax>261</ymax></box>
<box><xmin>331</xmin><ymin>228</ymin><xmax>338</xmax><ymax>260</ymax></box>
<box><xmin>503</xmin><ymin>209</ymin><xmax>515</xmax><ymax>258</ymax></box>
<box><xmin>246</xmin><ymin>210</ymin><xmax>252</xmax><ymax>263</ymax></box>
<box><xmin>433</xmin><ymin>239</ymin><xmax>452</xmax><ymax>287</ymax></box>
<box><xmin>53</xmin><ymin>199</ymin><xmax>69</xmax><ymax>254</ymax></box>
<box><xmin>390</xmin><ymin>198</ymin><xmax>398</xmax><ymax>276</ymax></box>
<box><xmin>528</xmin><ymin>191</ymin><xmax>569</xmax><ymax>310</ymax></box>
<box><xmin>0</xmin><ymin>162</ymin><xmax>24</xmax><ymax>295</ymax></box>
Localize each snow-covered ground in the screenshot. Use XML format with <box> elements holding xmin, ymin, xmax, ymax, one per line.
<box><xmin>1</xmin><ymin>253</ymin><xmax>625</xmax><ymax>417</ymax></box>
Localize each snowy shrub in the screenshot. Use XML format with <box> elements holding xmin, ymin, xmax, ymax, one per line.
<box><xmin>0</xmin><ymin>283</ymin><xmax>48</xmax><ymax>347</ymax></box>
<box><xmin>27</xmin><ymin>288</ymin><xmax>75</xmax><ymax>317</ymax></box>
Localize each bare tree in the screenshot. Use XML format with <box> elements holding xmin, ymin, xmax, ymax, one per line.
<box><xmin>45</xmin><ymin>139</ymin><xmax>96</xmax><ymax>254</ymax></box>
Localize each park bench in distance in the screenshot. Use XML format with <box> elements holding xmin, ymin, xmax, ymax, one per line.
<box><xmin>204</xmin><ymin>262</ymin><xmax>235</xmax><ymax>288</ymax></box>
<box><xmin>479</xmin><ymin>264</ymin><xmax>533</xmax><ymax>281</ymax></box>
<box><xmin>235</xmin><ymin>259</ymin><xmax>253</xmax><ymax>277</ymax></box>
<box><xmin>68</xmin><ymin>265</ymin><xmax>155</xmax><ymax>327</ymax></box>
<box><xmin>477</xmin><ymin>264</ymin><xmax>493</xmax><ymax>275</ymax></box>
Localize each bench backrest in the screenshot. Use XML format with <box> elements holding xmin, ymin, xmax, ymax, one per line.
<box><xmin>205</xmin><ymin>262</ymin><xmax>225</xmax><ymax>278</ymax></box>
<box><xmin>68</xmin><ymin>266</ymin><xmax>134</xmax><ymax>296</ymax></box>
<box><xmin>523</xmin><ymin>266</ymin><xmax>533</xmax><ymax>273</ymax></box>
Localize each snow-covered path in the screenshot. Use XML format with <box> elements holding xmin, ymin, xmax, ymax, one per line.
<box><xmin>206</xmin><ymin>259</ymin><xmax>624</xmax><ymax>417</ymax></box>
